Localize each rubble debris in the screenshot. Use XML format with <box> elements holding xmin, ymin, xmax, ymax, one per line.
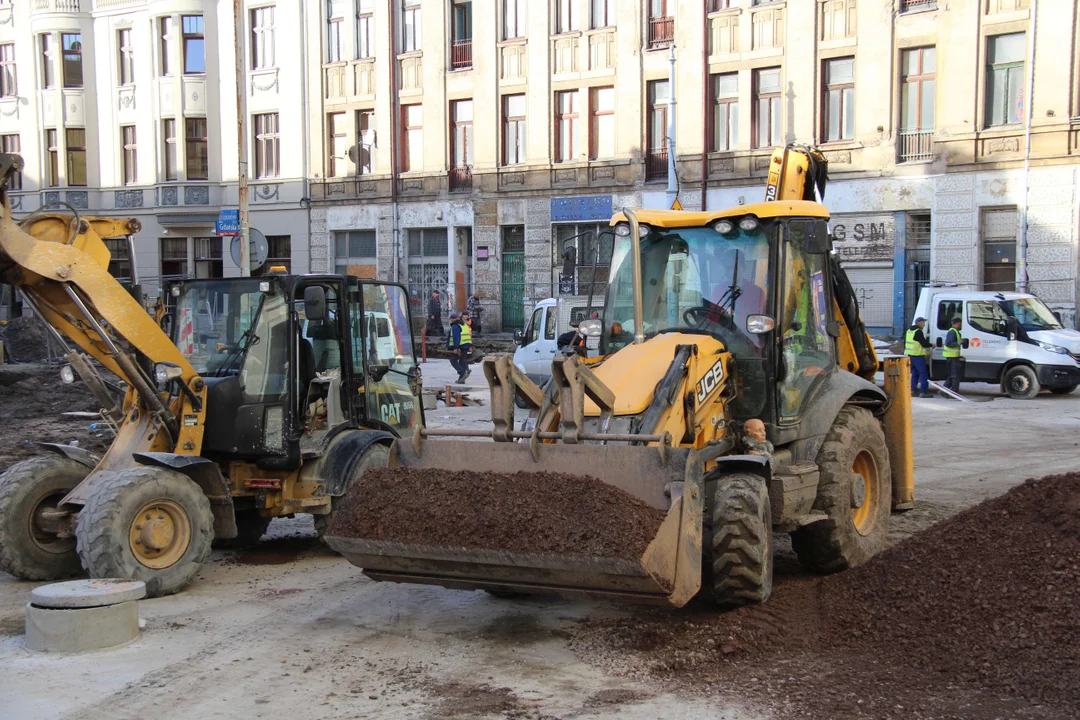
<box><xmin>570</xmin><ymin>472</ymin><xmax>1080</xmax><ymax>719</ymax></box>
<box><xmin>329</xmin><ymin>467</ymin><xmax>665</xmax><ymax>559</ymax></box>
<box><xmin>1</xmin><ymin>316</ymin><xmax>50</xmax><ymax>363</ymax></box>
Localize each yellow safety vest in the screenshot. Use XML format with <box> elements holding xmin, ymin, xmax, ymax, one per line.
<box><xmin>943</xmin><ymin>328</ymin><xmax>962</xmax><ymax>358</ymax></box>
<box><xmin>458</xmin><ymin>323</ymin><xmax>472</xmax><ymax>346</ymax></box>
<box><xmin>905</xmin><ymin>328</ymin><xmax>928</xmax><ymax>357</ymax></box>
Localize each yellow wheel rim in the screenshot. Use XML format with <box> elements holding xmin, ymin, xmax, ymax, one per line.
<box><xmin>128</xmin><ymin>499</ymin><xmax>191</xmax><ymax>569</ymax></box>
<box><xmin>850</xmin><ymin>450</ymin><xmax>879</xmax><ymax>536</ymax></box>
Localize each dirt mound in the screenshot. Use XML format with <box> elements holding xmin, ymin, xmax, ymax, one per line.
<box><xmin>328</xmin><ymin>468</ymin><xmax>665</xmax><ymax>559</ymax></box>
<box><xmin>1</xmin><ymin>316</ymin><xmax>50</xmax><ymax>362</ymax></box>
<box><xmin>0</xmin><ymin>375</ymin><xmax>110</xmax><ymax>469</ymax></box>
<box><xmin>570</xmin><ymin>473</ymin><xmax>1080</xmax><ymax>719</ymax></box>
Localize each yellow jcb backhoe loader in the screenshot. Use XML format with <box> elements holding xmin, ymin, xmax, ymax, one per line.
<box><xmin>0</xmin><ymin>153</ymin><xmax>424</xmax><ymax>596</ymax></box>
<box><xmin>326</xmin><ymin>145</ymin><xmax>914</xmax><ymax>608</ymax></box>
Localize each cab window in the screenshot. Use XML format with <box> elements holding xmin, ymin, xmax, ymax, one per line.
<box><xmin>544</xmin><ymin>308</ymin><xmax>557</xmax><ymax>340</ymax></box>
<box><xmin>967</xmin><ymin>300</ymin><xmax>1007</xmax><ymax>336</ymax></box>
<box><xmin>937</xmin><ymin>301</ymin><xmax>961</xmax><ymax>330</ymax></box>
<box><xmin>778</xmin><ymin>229</ymin><xmax>833</xmax><ymax>422</ymax></box>
<box><xmin>525</xmin><ymin>308</ymin><xmax>542</xmax><ymax>345</ymax></box>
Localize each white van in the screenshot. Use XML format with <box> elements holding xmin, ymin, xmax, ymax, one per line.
<box><xmin>912</xmin><ymin>288</ymin><xmax>1080</xmax><ymax>399</ymax></box>
<box><xmin>512</xmin><ymin>298</ymin><xmax>593</xmax><ymax>386</ymax></box>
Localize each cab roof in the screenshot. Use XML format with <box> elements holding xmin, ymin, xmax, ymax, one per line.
<box><xmin>611</xmin><ymin>201</ymin><xmax>830</xmax><ymax>227</ymax></box>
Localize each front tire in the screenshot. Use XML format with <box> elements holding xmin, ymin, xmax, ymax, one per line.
<box><xmin>314</xmin><ymin>443</ymin><xmax>389</xmax><ymax>542</ymax></box>
<box><xmin>1003</xmin><ymin>365</ymin><xmax>1040</xmax><ymax>399</ymax></box>
<box><xmin>706</xmin><ymin>472</ymin><xmax>773</xmax><ymax>607</ymax></box>
<box><xmin>75</xmin><ymin>466</ymin><xmax>214</xmax><ymax>598</ymax></box>
<box><xmin>1049</xmin><ymin>384</ymin><xmax>1077</xmax><ymax>396</ymax></box>
<box><xmin>0</xmin><ymin>456</ymin><xmax>89</xmax><ymax>580</ymax></box>
<box><xmin>791</xmin><ymin>407</ymin><xmax>891</xmax><ymax>573</ymax></box>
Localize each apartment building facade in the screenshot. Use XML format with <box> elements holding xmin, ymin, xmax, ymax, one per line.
<box><xmin>305</xmin><ymin>0</ymin><xmax>1080</xmax><ymax>334</ymax></box>
<box><xmin>0</xmin><ymin>0</ymin><xmax>309</xmax><ymax>300</ymax></box>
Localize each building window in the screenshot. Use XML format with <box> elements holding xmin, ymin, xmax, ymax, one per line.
<box><xmin>451</xmin><ymin>1</ymin><xmax>472</xmax><ymax>70</ymax></box>
<box><xmin>711</xmin><ymin>73</ymin><xmax>738</xmax><ymax>152</ymax></box>
<box><xmin>66</xmin><ymin>128</ymin><xmax>86</xmax><ymax>186</ymax></box>
<box><xmin>402</xmin><ymin>0</ymin><xmax>421</xmax><ymax>52</ymax></box>
<box><xmin>46</xmin><ymin>129</ymin><xmax>59</xmax><ymax>187</ymax></box>
<box><xmin>185</xmin><ymin>118</ymin><xmax>208</xmax><ymax>180</ymax></box>
<box><xmin>121</xmin><ymin>125</ymin><xmax>137</xmax><ymax>185</ymax></box>
<box><xmin>981</xmin><ymin>208</ymin><xmax>1017</xmax><ymax>291</ymax></box>
<box><xmin>406</xmin><ymin>229</ymin><xmax>450</xmax><ymax>293</ymax></box>
<box><xmin>327</xmin><ymin>3</ymin><xmax>343</xmax><ymax>62</ymax></box>
<box><xmin>253</xmin><ymin>113</ymin><xmax>279</xmax><ymax>178</ymax></box>
<box><xmin>503</xmin><ymin>94</ymin><xmax>526</xmax><ymax>165</ymax></box>
<box><xmin>823</xmin><ymin>57</ymin><xmax>854</xmax><ymax>142</ymax></box>
<box><xmin>709</xmin><ymin>0</ymin><xmax>731</xmax><ymax>8</ymax></box>
<box><xmin>356</xmin><ymin>109</ymin><xmax>374</xmax><ymax>174</ymax></box>
<box><xmin>62</xmin><ymin>33</ymin><xmax>82</xmax><ymax>88</ymax></box>
<box><xmin>1</xmin><ymin>135</ymin><xmax>20</xmax><ymax>189</ymax></box>
<box><xmin>159</xmin><ymin>17</ymin><xmax>175</xmax><ymax>76</ymax></box>
<box><xmin>328</xmin><ymin>112</ymin><xmax>347</xmax><ymax>177</ymax></box>
<box><xmin>504</xmin><ymin>0</ymin><xmax>525</xmax><ymax>39</ymax></box>
<box><xmin>754</xmin><ymin>67</ymin><xmax>781</xmax><ymax>148</ymax></box>
<box><xmin>194</xmin><ymin>237</ymin><xmax>223</xmax><ymax>279</ymax></box>
<box><xmin>899</xmin><ymin>46</ymin><xmax>935</xmax><ymax>163</ymax></box>
<box><xmin>647</xmin><ymin>0</ymin><xmax>674</xmax><ymax>48</ymax></box>
<box><xmin>335</xmin><ymin>230</ymin><xmax>377</xmax><ymax>274</ymax></box>
<box><xmin>103</xmin><ymin>238</ymin><xmax>132</xmax><ymax>282</ymax></box>
<box><xmin>591</xmin><ymin>0</ymin><xmax>615</xmax><ymax>28</ymax></box>
<box><xmin>986</xmin><ymin>33</ymin><xmax>1025</xmax><ymax>127</ymax></box>
<box><xmin>260</xmin><ymin>235</ymin><xmax>292</xmax><ymax>274</ymax></box>
<box><xmin>0</xmin><ymin>44</ymin><xmax>14</xmax><ymax>98</ymax></box>
<box><xmin>163</xmin><ymin>119</ymin><xmax>178</xmax><ymax>181</ymax></box>
<box><xmin>556</xmin><ymin>0</ymin><xmax>575</xmax><ymax>33</ymax></box>
<box><xmin>40</xmin><ymin>34</ymin><xmax>55</xmax><ymax>90</ymax></box>
<box><xmin>182</xmin><ymin>15</ymin><xmax>205</xmax><ymax>74</ymax></box>
<box><xmin>401</xmin><ymin>103</ymin><xmax>422</xmax><ymax>172</ymax></box>
<box><xmin>160</xmin><ymin>238</ymin><xmax>188</xmax><ymax>279</ymax></box>
<box><xmin>451</xmin><ymin>99</ymin><xmax>473</xmax><ymax>168</ymax></box>
<box><xmin>357</xmin><ymin>0</ymin><xmax>374</xmax><ymax>58</ymax></box>
<box><xmin>590</xmin><ymin>87</ymin><xmax>614</xmax><ymax>160</ymax></box>
<box><xmin>646</xmin><ymin>80</ymin><xmax>669</xmax><ymax>180</ymax></box>
<box><xmin>251</xmin><ymin>6</ymin><xmax>275</xmax><ymax>70</ymax></box>
<box><xmin>555</xmin><ymin>90</ymin><xmax>580</xmax><ymax>163</ymax></box>
<box><xmin>118</xmin><ymin>29</ymin><xmax>135</xmax><ymax>85</ymax></box>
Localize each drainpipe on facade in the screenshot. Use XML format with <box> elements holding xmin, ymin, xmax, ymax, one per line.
<box><xmin>233</xmin><ymin>0</ymin><xmax>250</xmax><ymax>277</ymax></box>
<box><xmin>300</xmin><ymin>0</ymin><xmax>310</xmax><ymax>260</ymax></box>
<box><xmin>1017</xmin><ymin>0</ymin><xmax>1038</xmax><ymax>294</ymax></box>
<box><xmin>388</xmin><ymin>0</ymin><xmax>401</xmax><ymax>283</ymax></box>
<box><xmin>665</xmin><ymin>44</ymin><xmax>677</xmax><ymax>210</ymax></box>
<box><xmin>700</xmin><ymin>3</ymin><xmax>708</xmax><ymax>212</ymax></box>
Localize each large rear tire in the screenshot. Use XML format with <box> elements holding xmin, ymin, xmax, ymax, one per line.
<box><xmin>0</xmin><ymin>456</ymin><xmax>88</xmax><ymax>580</ymax></box>
<box><xmin>314</xmin><ymin>443</ymin><xmax>389</xmax><ymax>542</ymax></box>
<box><xmin>75</xmin><ymin>466</ymin><xmax>214</xmax><ymax>597</ymax></box>
<box><xmin>791</xmin><ymin>407</ymin><xmax>891</xmax><ymax>573</ymax></box>
<box><xmin>706</xmin><ymin>472</ymin><xmax>773</xmax><ymax>607</ymax></box>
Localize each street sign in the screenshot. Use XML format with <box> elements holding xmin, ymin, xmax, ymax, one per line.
<box><xmin>671</xmin><ymin>198</ymin><xmax>683</xmax><ymax>211</ymax></box>
<box><xmin>215</xmin><ymin>209</ymin><xmax>240</xmax><ymax>236</ymax></box>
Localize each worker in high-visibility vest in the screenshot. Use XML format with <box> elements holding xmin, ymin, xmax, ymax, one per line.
<box><xmin>905</xmin><ymin>316</ymin><xmax>933</xmax><ymax>397</ymax></box>
<box><xmin>943</xmin><ymin>316</ymin><xmax>964</xmax><ymax>393</ymax></box>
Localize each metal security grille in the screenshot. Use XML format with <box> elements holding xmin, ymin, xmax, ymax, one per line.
<box><xmin>905</xmin><ymin>212</ymin><xmax>931</xmax><ymax>322</ymax></box>
<box><xmin>502</xmin><ymin>226</ymin><xmax>526</xmax><ymax>330</ymax></box>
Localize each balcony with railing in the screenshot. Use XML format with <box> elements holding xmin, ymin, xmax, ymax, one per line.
<box><xmin>645</xmin><ymin>149</ymin><xmax>668</xmax><ymax>181</ymax></box>
<box><xmin>449</xmin><ymin>166</ymin><xmax>472</xmax><ymax>192</ymax></box>
<box><xmin>647</xmin><ymin>17</ymin><xmax>674</xmax><ymax>48</ymax></box>
<box><xmin>899</xmin><ymin>0</ymin><xmax>936</xmax><ymax>12</ymax></box>
<box><xmin>451</xmin><ymin>40</ymin><xmax>472</xmax><ymax>70</ymax></box>
<box><xmin>898</xmin><ymin>130</ymin><xmax>934</xmax><ymax>163</ymax></box>
<box><xmin>32</xmin><ymin>0</ymin><xmax>82</xmax><ymax>12</ymax></box>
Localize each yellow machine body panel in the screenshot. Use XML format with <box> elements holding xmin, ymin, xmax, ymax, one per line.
<box><xmin>612</xmin><ymin>200</ymin><xmax>830</xmax><ymax>229</ymax></box>
<box><xmin>584</xmin><ymin>333</ymin><xmax>703</xmax><ymax>416</ymax></box>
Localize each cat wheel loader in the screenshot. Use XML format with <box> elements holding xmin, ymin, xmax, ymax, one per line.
<box><xmin>326</xmin><ymin>145</ymin><xmax>914</xmax><ymax>608</ymax></box>
<box><xmin>0</xmin><ymin>153</ymin><xmax>424</xmax><ymax>596</ymax></box>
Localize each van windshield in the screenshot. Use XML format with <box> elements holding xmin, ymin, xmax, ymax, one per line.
<box><xmin>999</xmin><ymin>298</ymin><xmax>1062</xmax><ymax>331</ymax></box>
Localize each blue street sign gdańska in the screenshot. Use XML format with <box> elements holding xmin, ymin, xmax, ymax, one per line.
<box><xmin>216</xmin><ymin>209</ymin><xmax>240</xmax><ymax>236</ymax></box>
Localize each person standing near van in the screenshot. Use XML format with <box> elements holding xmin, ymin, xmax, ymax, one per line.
<box><xmin>905</xmin><ymin>317</ymin><xmax>933</xmax><ymax>397</ymax></box>
<box><xmin>447</xmin><ymin>311</ymin><xmax>472</xmax><ymax>383</ymax></box>
<box><xmin>943</xmin><ymin>316</ymin><xmax>963</xmax><ymax>393</ymax></box>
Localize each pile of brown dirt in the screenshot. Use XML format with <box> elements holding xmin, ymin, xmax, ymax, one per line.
<box><xmin>328</xmin><ymin>467</ymin><xmax>665</xmax><ymax>559</ymax></box>
<box><xmin>1</xmin><ymin>316</ymin><xmax>50</xmax><ymax>362</ymax></box>
<box><xmin>570</xmin><ymin>472</ymin><xmax>1080</xmax><ymax>719</ymax></box>
<box><xmin>0</xmin><ymin>375</ymin><xmax>111</xmax><ymax>469</ymax></box>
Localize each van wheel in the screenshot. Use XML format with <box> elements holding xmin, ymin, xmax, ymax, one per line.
<box><xmin>1049</xmin><ymin>384</ymin><xmax>1077</xmax><ymax>396</ymax></box>
<box><xmin>1003</xmin><ymin>365</ymin><xmax>1040</xmax><ymax>399</ymax></box>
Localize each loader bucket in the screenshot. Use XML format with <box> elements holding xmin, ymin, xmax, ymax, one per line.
<box><xmin>325</xmin><ymin>437</ymin><xmax>704</xmax><ymax>607</ymax></box>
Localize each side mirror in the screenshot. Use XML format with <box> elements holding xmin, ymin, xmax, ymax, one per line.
<box><xmin>513</xmin><ymin>329</ymin><xmax>523</xmax><ymax>344</ymax></box>
<box><xmin>368</xmin><ymin>364</ymin><xmax>390</xmax><ymax>382</ymax></box>
<box><xmin>805</xmin><ymin>219</ymin><xmax>830</xmax><ymax>254</ymax></box>
<box><xmin>304</xmin><ymin>286</ymin><xmax>327</xmax><ymax>322</ymax></box>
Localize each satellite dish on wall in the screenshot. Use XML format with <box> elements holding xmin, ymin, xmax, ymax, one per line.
<box><xmin>230</xmin><ymin>228</ymin><xmax>269</xmax><ymax>271</ymax></box>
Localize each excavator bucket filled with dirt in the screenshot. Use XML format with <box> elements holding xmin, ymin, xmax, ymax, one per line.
<box><xmin>325</xmin><ymin>356</ymin><xmax>705</xmax><ymax>607</ymax></box>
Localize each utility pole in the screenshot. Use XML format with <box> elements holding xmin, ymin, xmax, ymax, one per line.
<box><xmin>233</xmin><ymin>0</ymin><xmax>250</xmax><ymax>277</ymax></box>
<box><xmin>666</xmin><ymin>44</ymin><xmax>678</xmax><ymax>210</ymax></box>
